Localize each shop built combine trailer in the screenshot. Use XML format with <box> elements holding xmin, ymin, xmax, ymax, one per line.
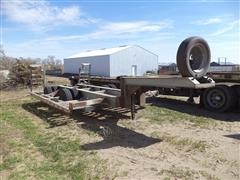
<box><xmin>31</xmin><ymin>37</ymin><xmax>240</xmax><ymax>118</ymax></box>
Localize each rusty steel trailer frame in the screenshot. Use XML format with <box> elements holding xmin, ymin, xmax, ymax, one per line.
<box><xmin>207</xmin><ymin>71</ymin><xmax>240</xmax><ymax>83</ymax></box>
<box><xmin>31</xmin><ymin>83</ymin><xmax>121</xmax><ymax>114</ymax></box>
<box><xmin>31</xmin><ymin>92</ymin><xmax>105</xmax><ymax>114</ymax></box>
<box><xmin>119</xmin><ymin>76</ymin><xmax>214</xmax><ymax>107</ymax></box>
<box><xmin>31</xmin><ymin>75</ymin><xmax>214</xmax><ymax>119</ymax></box>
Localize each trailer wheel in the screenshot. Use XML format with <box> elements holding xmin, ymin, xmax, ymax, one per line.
<box><xmin>70</xmin><ymin>88</ymin><xmax>82</xmax><ymax>99</ymax></box>
<box><xmin>232</xmin><ymin>85</ymin><xmax>240</xmax><ymax>109</ymax></box>
<box><xmin>177</xmin><ymin>36</ymin><xmax>210</xmax><ymax>78</ymax></box>
<box><xmin>108</xmin><ymin>84</ymin><xmax>117</xmax><ymax>89</ymax></box>
<box><xmin>58</xmin><ymin>88</ymin><xmax>73</xmax><ymax>101</ymax></box>
<box><xmin>102</xmin><ymin>84</ymin><xmax>109</xmax><ymax>88</ymax></box>
<box><xmin>51</xmin><ymin>86</ymin><xmax>58</xmax><ymax>92</ymax></box>
<box><xmin>44</xmin><ymin>86</ymin><xmax>53</xmax><ymax>94</ymax></box>
<box><xmin>202</xmin><ymin>86</ymin><xmax>235</xmax><ymax>112</ymax></box>
<box><xmin>90</xmin><ymin>87</ymin><xmax>101</xmax><ymax>91</ymax></box>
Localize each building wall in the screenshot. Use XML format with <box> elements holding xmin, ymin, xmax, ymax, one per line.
<box><xmin>64</xmin><ymin>55</ymin><xmax>110</xmax><ymax>76</ymax></box>
<box><xmin>209</xmin><ymin>66</ymin><xmax>236</xmax><ymax>72</ymax></box>
<box><xmin>110</xmin><ymin>46</ymin><xmax>158</xmax><ymax>77</ymax></box>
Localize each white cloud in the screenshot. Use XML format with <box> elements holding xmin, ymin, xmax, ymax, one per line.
<box><xmin>193</xmin><ymin>17</ymin><xmax>222</xmax><ymax>25</ymax></box>
<box><xmin>101</xmin><ymin>21</ymin><xmax>172</xmax><ymax>34</ymax></box>
<box><xmin>211</xmin><ymin>20</ymin><xmax>239</xmax><ymax>36</ymax></box>
<box><xmin>2</xmin><ymin>0</ymin><xmax>94</xmax><ymax>31</ymax></box>
<box><xmin>46</xmin><ymin>20</ymin><xmax>173</xmax><ymax>41</ymax></box>
<box><xmin>13</xmin><ymin>19</ymin><xmax>173</xmax><ymax>60</ymax></box>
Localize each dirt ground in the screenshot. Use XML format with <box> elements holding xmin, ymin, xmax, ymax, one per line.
<box><xmin>0</xmin><ymin>84</ymin><xmax>239</xmax><ymax>179</ymax></box>
<box><xmin>83</xmin><ymin>99</ymin><xmax>240</xmax><ymax>180</ymax></box>
<box><xmin>96</xmin><ymin>117</ymin><xmax>239</xmax><ymax>180</ymax></box>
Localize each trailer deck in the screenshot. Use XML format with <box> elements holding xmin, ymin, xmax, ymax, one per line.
<box><xmin>120</xmin><ymin>76</ymin><xmax>214</xmax><ymax>89</ymax></box>
<box><xmin>208</xmin><ymin>71</ymin><xmax>240</xmax><ymax>83</ymax></box>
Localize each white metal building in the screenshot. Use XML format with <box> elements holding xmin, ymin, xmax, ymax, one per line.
<box><xmin>64</xmin><ymin>45</ymin><xmax>158</xmax><ymax>77</ymax></box>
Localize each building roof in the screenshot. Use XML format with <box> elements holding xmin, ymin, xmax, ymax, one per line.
<box><xmin>158</xmin><ymin>63</ymin><xmax>177</xmax><ymax>66</ymax></box>
<box><xmin>210</xmin><ymin>62</ymin><xmax>220</xmax><ymax>66</ymax></box>
<box><xmin>210</xmin><ymin>61</ymin><xmax>237</xmax><ymax>66</ymax></box>
<box><xmin>66</xmin><ymin>45</ymin><xmax>131</xmax><ymax>59</ymax></box>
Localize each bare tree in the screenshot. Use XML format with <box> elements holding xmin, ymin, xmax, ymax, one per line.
<box><xmin>0</xmin><ymin>45</ymin><xmax>5</xmax><ymax>57</ymax></box>
<box><xmin>0</xmin><ymin>45</ymin><xmax>17</xmax><ymax>70</ymax></box>
<box><xmin>42</xmin><ymin>55</ymin><xmax>63</xmax><ymax>70</ymax></box>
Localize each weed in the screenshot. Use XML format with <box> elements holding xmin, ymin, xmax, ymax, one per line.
<box><xmin>151</xmin><ymin>132</ymin><xmax>208</xmax><ymax>152</ymax></box>
<box><xmin>0</xmin><ymin>156</ymin><xmax>22</xmax><ymax>171</ymax></box>
<box><xmin>159</xmin><ymin>167</ymin><xmax>196</xmax><ymax>180</ymax></box>
<box><xmin>159</xmin><ymin>167</ymin><xmax>219</xmax><ymax>180</ymax></box>
<box><xmin>141</xmin><ymin>105</ymin><xmax>215</xmax><ymax>128</ymax></box>
<box><xmin>200</xmin><ymin>171</ymin><xmax>220</xmax><ymax>180</ymax></box>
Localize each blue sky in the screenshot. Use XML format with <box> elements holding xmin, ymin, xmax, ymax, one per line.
<box><xmin>1</xmin><ymin>0</ymin><xmax>239</xmax><ymax>64</ymax></box>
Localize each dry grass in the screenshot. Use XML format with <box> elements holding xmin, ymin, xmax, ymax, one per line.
<box><xmin>159</xmin><ymin>167</ymin><xmax>220</xmax><ymax>180</ymax></box>
<box><xmin>0</xmin><ymin>91</ymin><xmax>110</xmax><ymax>179</ymax></box>
<box><xmin>141</xmin><ymin>105</ymin><xmax>216</xmax><ymax>128</ymax></box>
<box><xmin>46</xmin><ymin>75</ymin><xmax>69</xmax><ymax>85</ymax></box>
<box><xmin>151</xmin><ymin>131</ymin><xmax>209</xmax><ymax>152</ymax></box>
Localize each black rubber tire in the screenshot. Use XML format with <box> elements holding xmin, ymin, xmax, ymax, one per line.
<box><xmin>202</xmin><ymin>85</ymin><xmax>235</xmax><ymax>112</ymax></box>
<box><xmin>58</xmin><ymin>88</ymin><xmax>73</xmax><ymax>101</ymax></box>
<box><xmin>108</xmin><ymin>84</ymin><xmax>117</xmax><ymax>89</ymax></box>
<box><xmin>51</xmin><ymin>86</ymin><xmax>58</xmax><ymax>92</ymax></box>
<box><xmin>44</xmin><ymin>86</ymin><xmax>53</xmax><ymax>94</ymax></box>
<box><xmin>90</xmin><ymin>86</ymin><xmax>101</xmax><ymax>91</ymax></box>
<box><xmin>100</xmin><ymin>84</ymin><xmax>110</xmax><ymax>94</ymax></box>
<box><xmin>232</xmin><ymin>86</ymin><xmax>239</xmax><ymax>109</ymax></box>
<box><xmin>70</xmin><ymin>88</ymin><xmax>82</xmax><ymax>99</ymax></box>
<box><xmin>177</xmin><ymin>36</ymin><xmax>211</xmax><ymax>78</ymax></box>
<box><xmin>101</xmin><ymin>84</ymin><xmax>109</xmax><ymax>90</ymax></box>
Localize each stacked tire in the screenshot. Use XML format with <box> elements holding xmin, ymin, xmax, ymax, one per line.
<box><xmin>177</xmin><ymin>36</ymin><xmax>211</xmax><ymax>78</ymax></box>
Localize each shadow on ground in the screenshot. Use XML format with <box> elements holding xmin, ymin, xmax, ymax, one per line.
<box><xmin>146</xmin><ymin>96</ymin><xmax>240</xmax><ymax>122</ymax></box>
<box><xmin>223</xmin><ymin>134</ymin><xmax>240</xmax><ymax>140</ymax></box>
<box><xmin>22</xmin><ymin>102</ymin><xmax>161</xmax><ymax>150</ymax></box>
